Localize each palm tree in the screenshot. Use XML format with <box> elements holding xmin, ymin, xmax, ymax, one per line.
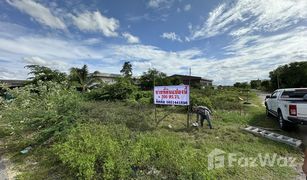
<box><xmin>69</xmin><ymin>65</ymin><xmax>101</xmax><ymax>92</ymax></box>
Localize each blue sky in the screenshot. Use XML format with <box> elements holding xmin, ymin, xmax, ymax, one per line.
<box><xmin>0</xmin><ymin>0</ymin><xmax>306</xmax><ymax>85</ymax></box>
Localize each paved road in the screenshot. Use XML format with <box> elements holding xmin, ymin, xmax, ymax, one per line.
<box><xmin>258</xmin><ymin>92</ymin><xmax>269</xmax><ymax>107</ymax></box>
<box><xmin>257</xmin><ymin>91</ymin><xmax>307</xmax><ymax>179</ymax></box>
<box><xmin>257</xmin><ymin>91</ymin><xmax>307</xmax><ymax>141</ymax></box>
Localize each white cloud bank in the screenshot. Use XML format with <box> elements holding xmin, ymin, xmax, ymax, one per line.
<box><xmin>1</xmin><ymin>1</ymin><xmax>307</xmax><ymax>85</ymax></box>
<box><xmin>72</xmin><ymin>11</ymin><xmax>120</xmax><ymax>37</ymax></box>
<box><xmin>6</xmin><ymin>0</ymin><xmax>66</xmax><ymax>29</ymax></box>
<box><xmin>1</xmin><ymin>21</ymin><xmax>306</xmax><ymax>84</ymax></box>
<box><xmin>23</xmin><ymin>56</ymin><xmax>68</xmax><ymax>70</ymax></box>
<box><xmin>190</xmin><ymin>0</ymin><xmax>307</xmax><ymax>40</ymax></box>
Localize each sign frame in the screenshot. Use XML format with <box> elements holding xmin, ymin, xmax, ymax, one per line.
<box><xmin>154</xmin><ymin>85</ymin><xmax>190</xmax><ymax>106</ymax></box>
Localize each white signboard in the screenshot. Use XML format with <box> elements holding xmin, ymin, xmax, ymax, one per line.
<box><xmin>154</xmin><ymin>85</ymin><xmax>190</xmax><ymax>106</ymax></box>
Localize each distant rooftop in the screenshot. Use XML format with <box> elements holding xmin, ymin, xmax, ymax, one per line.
<box><xmin>0</xmin><ymin>79</ymin><xmax>28</xmax><ymax>87</ymax></box>
<box><xmin>169</xmin><ymin>74</ymin><xmax>213</xmax><ymax>82</ymax></box>
<box><xmin>92</xmin><ymin>72</ymin><xmax>122</xmax><ymax>78</ymax></box>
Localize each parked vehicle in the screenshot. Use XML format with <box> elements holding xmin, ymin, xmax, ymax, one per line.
<box><xmin>265</xmin><ymin>88</ymin><xmax>307</xmax><ymax>130</ymax></box>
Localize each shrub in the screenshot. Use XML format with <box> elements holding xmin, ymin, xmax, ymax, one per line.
<box><xmin>137</xmin><ymin>97</ymin><xmax>152</xmax><ymax>105</ymax></box>
<box><xmin>131</xmin><ymin>131</ymin><xmax>208</xmax><ymax>179</ymax></box>
<box><xmin>86</xmin><ymin>78</ymin><xmax>137</xmax><ymax>101</ymax></box>
<box><xmin>211</xmin><ymin>90</ymin><xmax>242</xmax><ymax>110</ymax></box>
<box><xmin>191</xmin><ymin>89</ymin><xmax>244</xmax><ymax>111</ymax></box>
<box><xmin>54</xmin><ymin>124</ymin><xmax>210</xmax><ymax>179</ymax></box>
<box><xmin>0</xmin><ymin>81</ymin><xmax>82</xmax><ymax>144</ymax></box>
<box><xmin>53</xmin><ymin>124</ymin><xmax>134</xmax><ymax>179</ymax></box>
<box><xmin>133</xmin><ymin>91</ymin><xmax>152</xmax><ymax>101</ymax></box>
<box><xmin>80</xmin><ymin>101</ymin><xmax>154</xmax><ymax>131</ymax></box>
<box><xmin>190</xmin><ymin>94</ymin><xmax>213</xmax><ymax>110</ymax></box>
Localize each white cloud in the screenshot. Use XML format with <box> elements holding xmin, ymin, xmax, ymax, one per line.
<box><xmin>229</xmin><ymin>27</ymin><xmax>251</xmax><ymax>37</ymax></box>
<box><xmin>1</xmin><ymin>20</ymin><xmax>306</xmax><ymax>85</ymax></box>
<box><xmin>122</xmin><ymin>32</ymin><xmax>140</xmax><ymax>44</ymax></box>
<box><xmin>0</xmin><ymin>67</ymin><xmax>25</xmax><ymax>80</ymax></box>
<box><xmin>148</xmin><ymin>0</ymin><xmax>174</xmax><ymax>9</ymax></box>
<box><xmin>127</xmin><ymin>13</ymin><xmax>169</xmax><ymax>22</ymax></box>
<box><xmin>72</xmin><ymin>11</ymin><xmax>119</xmax><ymax>37</ymax></box>
<box><xmin>111</xmin><ymin>44</ymin><xmax>204</xmax><ymax>75</ymax></box>
<box><xmin>190</xmin><ymin>0</ymin><xmax>307</xmax><ymax>40</ymax></box>
<box><xmin>23</xmin><ymin>56</ymin><xmax>53</xmax><ymax>65</ymax></box>
<box><xmin>23</xmin><ymin>56</ymin><xmax>68</xmax><ymax>70</ymax></box>
<box><xmin>115</xmin><ymin>26</ymin><xmax>307</xmax><ymax>84</ymax></box>
<box><xmin>1</xmin><ymin>27</ymin><xmax>306</xmax><ymax>84</ymax></box>
<box><xmin>161</xmin><ymin>32</ymin><xmax>182</xmax><ymax>42</ymax></box>
<box><xmin>183</xmin><ymin>4</ymin><xmax>191</xmax><ymax>11</ymax></box>
<box><xmin>82</xmin><ymin>38</ymin><xmax>102</xmax><ymax>45</ymax></box>
<box><xmin>212</xmin><ymin>27</ymin><xmax>307</xmax><ymax>84</ymax></box>
<box><xmin>6</xmin><ymin>0</ymin><xmax>66</xmax><ymax>29</ymax></box>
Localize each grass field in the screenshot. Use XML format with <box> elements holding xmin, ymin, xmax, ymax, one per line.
<box><xmin>0</xmin><ymin>88</ymin><xmax>304</xmax><ymax>179</ymax></box>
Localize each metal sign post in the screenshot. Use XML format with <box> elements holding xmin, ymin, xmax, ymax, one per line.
<box><xmin>153</xmin><ymin>71</ymin><xmax>157</xmax><ymax>123</ymax></box>
<box><xmin>153</xmin><ymin>85</ymin><xmax>190</xmax><ymax>127</ymax></box>
<box><xmin>187</xmin><ymin>68</ymin><xmax>191</xmax><ymax>128</ymax></box>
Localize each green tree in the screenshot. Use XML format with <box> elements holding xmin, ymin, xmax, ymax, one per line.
<box><xmin>120</xmin><ymin>61</ymin><xmax>133</xmax><ymax>78</ymax></box>
<box><xmin>87</xmin><ymin>77</ymin><xmax>137</xmax><ymax>100</ymax></box>
<box><xmin>269</xmin><ymin>62</ymin><xmax>307</xmax><ymax>89</ymax></box>
<box><xmin>167</xmin><ymin>76</ymin><xmax>182</xmax><ymax>85</ymax></box>
<box><xmin>105</xmin><ymin>77</ymin><xmax>137</xmax><ymax>100</ymax></box>
<box><xmin>69</xmin><ymin>65</ymin><xmax>101</xmax><ymax>92</ymax></box>
<box><xmin>139</xmin><ymin>68</ymin><xmax>168</xmax><ymax>90</ymax></box>
<box><xmin>250</xmin><ymin>79</ymin><xmax>261</xmax><ymax>89</ymax></box>
<box><xmin>260</xmin><ymin>80</ymin><xmax>271</xmax><ymax>91</ymax></box>
<box><xmin>25</xmin><ymin>65</ymin><xmax>67</xmax><ymax>84</ymax></box>
<box><xmin>233</xmin><ymin>82</ymin><xmax>250</xmax><ymax>89</ymax></box>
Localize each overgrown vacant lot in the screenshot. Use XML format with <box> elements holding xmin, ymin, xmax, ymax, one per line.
<box><xmin>0</xmin><ymin>82</ymin><xmax>303</xmax><ymax>179</ymax></box>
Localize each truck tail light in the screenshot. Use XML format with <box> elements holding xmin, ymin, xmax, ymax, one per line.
<box><xmin>289</xmin><ymin>105</ymin><xmax>297</xmax><ymax>116</ymax></box>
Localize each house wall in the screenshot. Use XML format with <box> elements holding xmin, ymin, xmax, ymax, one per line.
<box><xmin>98</xmin><ymin>77</ymin><xmax>117</xmax><ymax>84</ymax></box>
<box><xmin>200</xmin><ymin>80</ymin><xmax>213</xmax><ymax>86</ymax></box>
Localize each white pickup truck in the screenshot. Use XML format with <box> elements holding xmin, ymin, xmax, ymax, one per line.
<box><xmin>265</xmin><ymin>88</ymin><xmax>307</xmax><ymax>130</ymax></box>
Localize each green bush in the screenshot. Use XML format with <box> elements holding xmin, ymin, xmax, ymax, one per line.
<box><xmin>191</xmin><ymin>89</ymin><xmax>244</xmax><ymax>111</ymax></box>
<box><xmin>80</xmin><ymin>101</ymin><xmax>154</xmax><ymax>131</ymax></box>
<box><xmin>53</xmin><ymin>124</ymin><xmax>134</xmax><ymax>179</ymax></box>
<box><xmin>137</xmin><ymin>97</ymin><xmax>152</xmax><ymax>105</ymax></box>
<box><xmin>54</xmin><ymin>124</ymin><xmax>210</xmax><ymax>179</ymax></box>
<box><xmin>86</xmin><ymin>78</ymin><xmax>137</xmax><ymax>101</ymax></box>
<box><xmin>211</xmin><ymin>90</ymin><xmax>242</xmax><ymax>110</ymax></box>
<box><xmin>133</xmin><ymin>91</ymin><xmax>152</xmax><ymax>101</ymax></box>
<box><xmin>0</xmin><ymin>81</ymin><xmax>82</xmax><ymax>144</ymax></box>
<box><xmin>190</xmin><ymin>94</ymin><xmax>213</xmax><ymax>110</ymax></box>
<box><xmin>131</xmin><ymin>131</ymin><xmax>209</xmax><ymax>179</ymax></box>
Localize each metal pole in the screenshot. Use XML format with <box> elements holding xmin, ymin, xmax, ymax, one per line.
<box><xmin>187</xmin><ymin>67</ymin><xmax>191</xmax><ymax>128</ymax></box>
<box><xmin>153</xmin><ymin>70</ymin><xmax>157</xmax><ymax>123</ymax></box>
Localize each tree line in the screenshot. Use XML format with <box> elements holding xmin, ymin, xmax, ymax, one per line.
<box><xmin>233</xmin><ymin>61</ymin><xmax>307</xmax><ymax>91</ymax></box>
<box><xmin>24</xmin><ymin>62</ymin><xmax>183</xmax><ymax>92</ymax></box>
